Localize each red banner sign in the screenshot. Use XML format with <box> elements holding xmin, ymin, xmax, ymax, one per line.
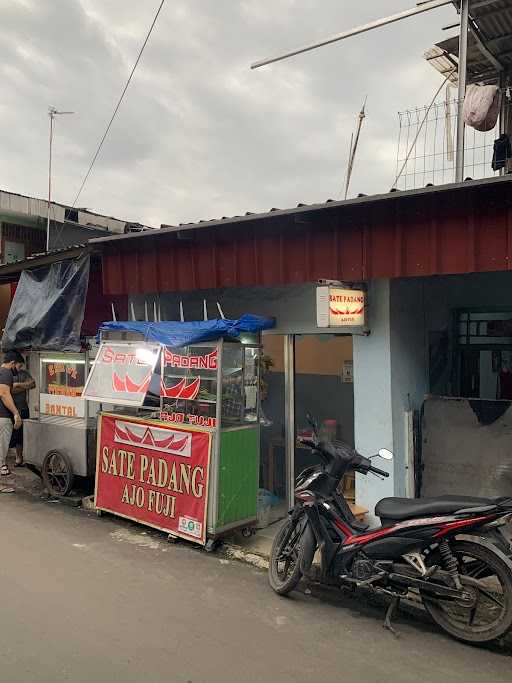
<box><xmin>95</xmin><ymin>414</ymin><xmax>211</xmax><ymax>545</ymax></box>
<box><xmin>164</xmin><ymin>348</ymin><xmax>218</xmax><ymax>370</ymax></box>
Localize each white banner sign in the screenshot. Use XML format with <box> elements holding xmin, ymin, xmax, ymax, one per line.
<box><xmin>40</xmin><ymin>393</ymin><xmax>85</xmax><ymax>418</ymax></box>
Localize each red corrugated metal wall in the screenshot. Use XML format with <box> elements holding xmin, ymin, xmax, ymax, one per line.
<box><xmin>82</xmin><ymin>267</ymin><xmax>127</xmax><ymax>335</ymax></box>
<box><xmin>102</xmin><ymin>182</ymin><xmax>512</xmax><ymax>295</ymax></box>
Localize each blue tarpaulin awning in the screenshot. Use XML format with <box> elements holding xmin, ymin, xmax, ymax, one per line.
<box><xmin>98</xmin><ymin>314</ymin><xmax>275</xmax><ymax>348</ymax></box>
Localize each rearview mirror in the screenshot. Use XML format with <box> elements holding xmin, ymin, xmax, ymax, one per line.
<box><xmin>378</xmin><ymin>448</ymin><xmax>394</xmax><ymax>461</ymax></box>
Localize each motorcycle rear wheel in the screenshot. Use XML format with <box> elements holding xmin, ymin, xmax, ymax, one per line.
<box><xmin>268</xmin><ymin>517</ymin><xmax>305</xmax><ymax>595</ymax></box>
<box><xmin>421</xmin><ymin>540</ymin><xmax>512</xmax><ymax>643</ymax></box>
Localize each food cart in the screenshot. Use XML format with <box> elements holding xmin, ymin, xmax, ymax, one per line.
<box><xmin>83</xmin><ymin>315</ymin><xmax>273</xmax><ymax>546</ymax></box>
<box><xmin>23</xmin><ymin>344</ymin><xmax>100</xmax><ymax>496</ymax></box>
<box><xmin>2</xmin><ymin>253</ymin><xmax>106</xmax><ymax>496</ymax></box>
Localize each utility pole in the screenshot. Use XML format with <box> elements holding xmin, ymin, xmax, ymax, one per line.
<box><xmin>47</xmin><ymin>107</ymin><xmax>74</xmax><ymax>252</ymax></box>
<box><xmin>455</xmin><ymin>0</ymin><xmax>469</xmax><ymax>183</ymax></box>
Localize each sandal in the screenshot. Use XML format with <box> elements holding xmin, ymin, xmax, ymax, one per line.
<box><xmin>0</xmin><ymin>465</ymin><xmax>11</xmax><ymax>476</ymax></box>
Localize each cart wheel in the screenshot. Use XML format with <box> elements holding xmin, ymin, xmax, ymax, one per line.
<box><xmin>42</xmin><ymin>450</ymin><xmax>75</xmax><ymax>497</ymax></box>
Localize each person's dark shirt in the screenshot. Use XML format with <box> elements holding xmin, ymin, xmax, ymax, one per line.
<box><xmin>12</xmin><ymin>369</ymin><xmax>32</xmax><ymax>412</ymax></box>
<box><xmin>0</xmin><ymin>367</ymin><xmax>13</xmax><ymax>418</ymax></box>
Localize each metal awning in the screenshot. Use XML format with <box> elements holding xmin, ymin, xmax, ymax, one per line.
<box><xmin>425</xmin><ymin>0</ymin><xmax>512</xmax><ymax>85</ymax></box>
<box><xmin>94</xmin><ymin>176</ymin><xmax>512</xmax><ymax>295</ymax></box>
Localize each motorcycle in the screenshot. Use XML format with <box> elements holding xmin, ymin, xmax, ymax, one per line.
<box><xmin>269</xmin><ymin>416</ymin><xmax>512</xmax><ymax>644</ymax></box>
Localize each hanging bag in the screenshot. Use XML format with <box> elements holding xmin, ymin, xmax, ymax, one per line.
<box><xmin>463</xmin><ymin>84</ymin><xmax>500</xmax><ymax>132</ymax></box>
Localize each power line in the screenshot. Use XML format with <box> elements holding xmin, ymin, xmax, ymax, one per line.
<box><xmin>71</xmin><ymin>0</ymin><xmax>166</xmax><ymax>208</ymax></box>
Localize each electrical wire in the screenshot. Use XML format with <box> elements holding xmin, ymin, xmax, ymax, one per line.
<box><xmin>71</xmin><ymin>0</ymin><xmax>166</xmax><ymax>208</ymax></box>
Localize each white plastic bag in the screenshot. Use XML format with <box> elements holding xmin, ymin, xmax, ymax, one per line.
<box><xmin>463</xmin><ymin>84</ymin><xmax>500</xmax><ymax>132</ymax></box>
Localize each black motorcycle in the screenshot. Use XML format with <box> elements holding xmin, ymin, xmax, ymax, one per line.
<box><xmin>269</xmin><ymin>416</ymin><xmax>512</xmax><ymax>644</ymax></box>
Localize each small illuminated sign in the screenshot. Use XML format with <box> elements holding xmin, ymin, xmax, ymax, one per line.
<box><xmin>316</xmin><ymin>286</ymin><xmax>365</xmax><ymax>328</ymax></box>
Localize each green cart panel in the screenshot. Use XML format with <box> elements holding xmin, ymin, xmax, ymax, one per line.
<box><xmin>216</xmin><ymin>426</ymin><xmax>260</xmax><ymax>529</ymax></box>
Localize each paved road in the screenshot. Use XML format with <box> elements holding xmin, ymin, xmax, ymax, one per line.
<box><xmin>0</xmin><ymin>493</ymin><xmax>510</xmax><ymax>683</ymax></box>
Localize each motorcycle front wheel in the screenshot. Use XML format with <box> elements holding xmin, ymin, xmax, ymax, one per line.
<box><xmin>268</xmin><ymin>516</ymin><xmax>306</xmax><ymax>595</ymax></box>
<box><xmin>421</xmin><ymin>540</ymin><xmax>512</xmax><ymax>644</ymax></box>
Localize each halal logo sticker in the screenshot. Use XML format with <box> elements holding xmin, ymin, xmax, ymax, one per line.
<box><xmin>179</xmin><ymin>516</ymin><xmax>202</xmax><ymax>538</ymax></box>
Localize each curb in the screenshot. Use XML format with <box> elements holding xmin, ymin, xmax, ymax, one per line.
<box><xmin>224</xmin><ymin>542</ymin><xmax>269</xmax><ymax>570</ymax></box>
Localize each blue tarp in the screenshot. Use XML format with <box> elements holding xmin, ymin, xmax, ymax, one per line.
<box><xmin>98</xmin><ymin>314</ymin><xmax>275</xmax><ymax>348</ymax></box>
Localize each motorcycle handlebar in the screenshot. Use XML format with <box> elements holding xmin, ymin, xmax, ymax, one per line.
<box><xmin>298</xmin><ymin>437</ymin><xmax>390</xmax><ymax>478</ymax></box>
<box><xmin>368</xmin><ymin>464</ymin><xmax>390</xmax><ymax>478</ymax></box>
<box><xmin>298</xmin><ymin>438</ymin><xmax>318</xmax><ymax>450</ymax></box>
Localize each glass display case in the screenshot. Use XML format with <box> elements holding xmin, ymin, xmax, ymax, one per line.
<box><xmin>160</xmin><ymin>341</ymin><xmax>260</xmax><ymax>429</ymax></box>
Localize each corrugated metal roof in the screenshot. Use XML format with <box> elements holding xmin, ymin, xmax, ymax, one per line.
<box><xmin>98</xmin><ymin>174</ymin><xmax>512</xmax><ymax>296</ymax></box>
<box><xmin>0</xmin><ymin>244</ymin><xmax>90</xmax><ymax>282</ymax></box>
<box><xmin>425</xmin><ymin>1</ymin><xmax>512</xmax><ymax>84</ymax></box>
<box><xmin>91</xmin><ymin>174</ymin><xmax>512</xmax><ymax>246</ymax></box>
<box><xmin>0</xmin><ymin>188</ymin><xmax>155</xmax><ymax>234</ymax></box>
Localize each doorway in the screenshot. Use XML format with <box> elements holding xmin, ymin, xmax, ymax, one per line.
<box><xmin>258</xmin><ymin>334</ymin><xmax>355</xmax><ymax>524</ymax></box>
<box><xmin>259</xmin><ymin>335</ymin><xmax>287</xmax><ymax>524</ymax></box>
<box><xmin>295</xmin><ymin>335</ymin><xmax>355</xmax><ymax>504</ymax></box>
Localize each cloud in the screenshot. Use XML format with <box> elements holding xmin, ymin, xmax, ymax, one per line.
<box><xmin>0</xmin><ymin>0</ymin><xmax>456</xmax><ymax>227</ymax></box>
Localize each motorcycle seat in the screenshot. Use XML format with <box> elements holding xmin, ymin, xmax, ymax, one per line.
<box><xmin>375</xmin><ymin>495</ymin><xmax>495</xmax><ymax>522</ymax></box>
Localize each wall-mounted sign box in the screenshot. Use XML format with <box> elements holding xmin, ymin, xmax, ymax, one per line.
<box><xmin>316</xmin><ymin>286</ymin><xmax>365</xmax><ymax>328</ymax></box>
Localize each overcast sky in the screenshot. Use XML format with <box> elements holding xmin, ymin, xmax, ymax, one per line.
<box><xmin>0</xmin><ymin>0</ymin><xmax>457</xmax><ymax>227</ymax></box>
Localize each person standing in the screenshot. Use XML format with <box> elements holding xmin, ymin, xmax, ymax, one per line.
<box><xmin>11</xmin><ymin>352</ymin><xmax>35</xmax><ymax>467</ymax></box>
<box><xmin>0</xmin><ymin>351</ymin><xmax>22</xmax><ymax>476</ymax></box>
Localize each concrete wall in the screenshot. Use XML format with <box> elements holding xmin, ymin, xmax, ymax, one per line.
<box><xmin>132</xmin><ymin>283</ymin><xmax>364</xmax><ymax>335</ymax></box>
<box><xmin>382</xmin><ymin>271</ymin><xmax>512</xmax><ymax>504</ymax></box>
<box><xmin>353</xmin><ymin>278</ymin><xmax>429</xmax><ymax>517</ymax></box>
<box><xmin>424</xmin><ymin>271</ymin><xmax>512</xmax><ymax>330</ymax></box>
<box><xmin>353</xmin><ymin>280</ymin><xmax>394</xmax><ymax>520</ymax></box>
<box><xmin>422</xmin><ymin>396</ymin><xmax>512</xmax><ymax>498</ymax></box>
<box><xmin>390</xmin><ymin>279</ymin><xmax>428</xmax><ymax>496</ymax></box>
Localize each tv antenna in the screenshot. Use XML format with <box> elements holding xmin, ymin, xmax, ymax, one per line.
<box><xmin>47</xmin><ymin>107</ymin><xmax>74</xmax><ymax>252</ymax></box>
<box><xmin>343</xmin><ymin>97</ymin><xmax>367</xmax><ymax>200</ymax></box>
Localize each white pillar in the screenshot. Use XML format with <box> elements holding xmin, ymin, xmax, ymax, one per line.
<box><xmin>353</xmin><ymin>279</ymin><xmax>394</xmax><ymax>522</ymax></box>
<box><xmin>353</xmin><ymin>279</ymin><xmax>429</xmax><ymax>521</ymax></box>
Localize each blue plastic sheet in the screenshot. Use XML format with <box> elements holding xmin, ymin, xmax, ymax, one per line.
<box><xmin>98</xmin><ymin>314</ymin><xmax>275</xmax><ymax>347</ymax></box>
